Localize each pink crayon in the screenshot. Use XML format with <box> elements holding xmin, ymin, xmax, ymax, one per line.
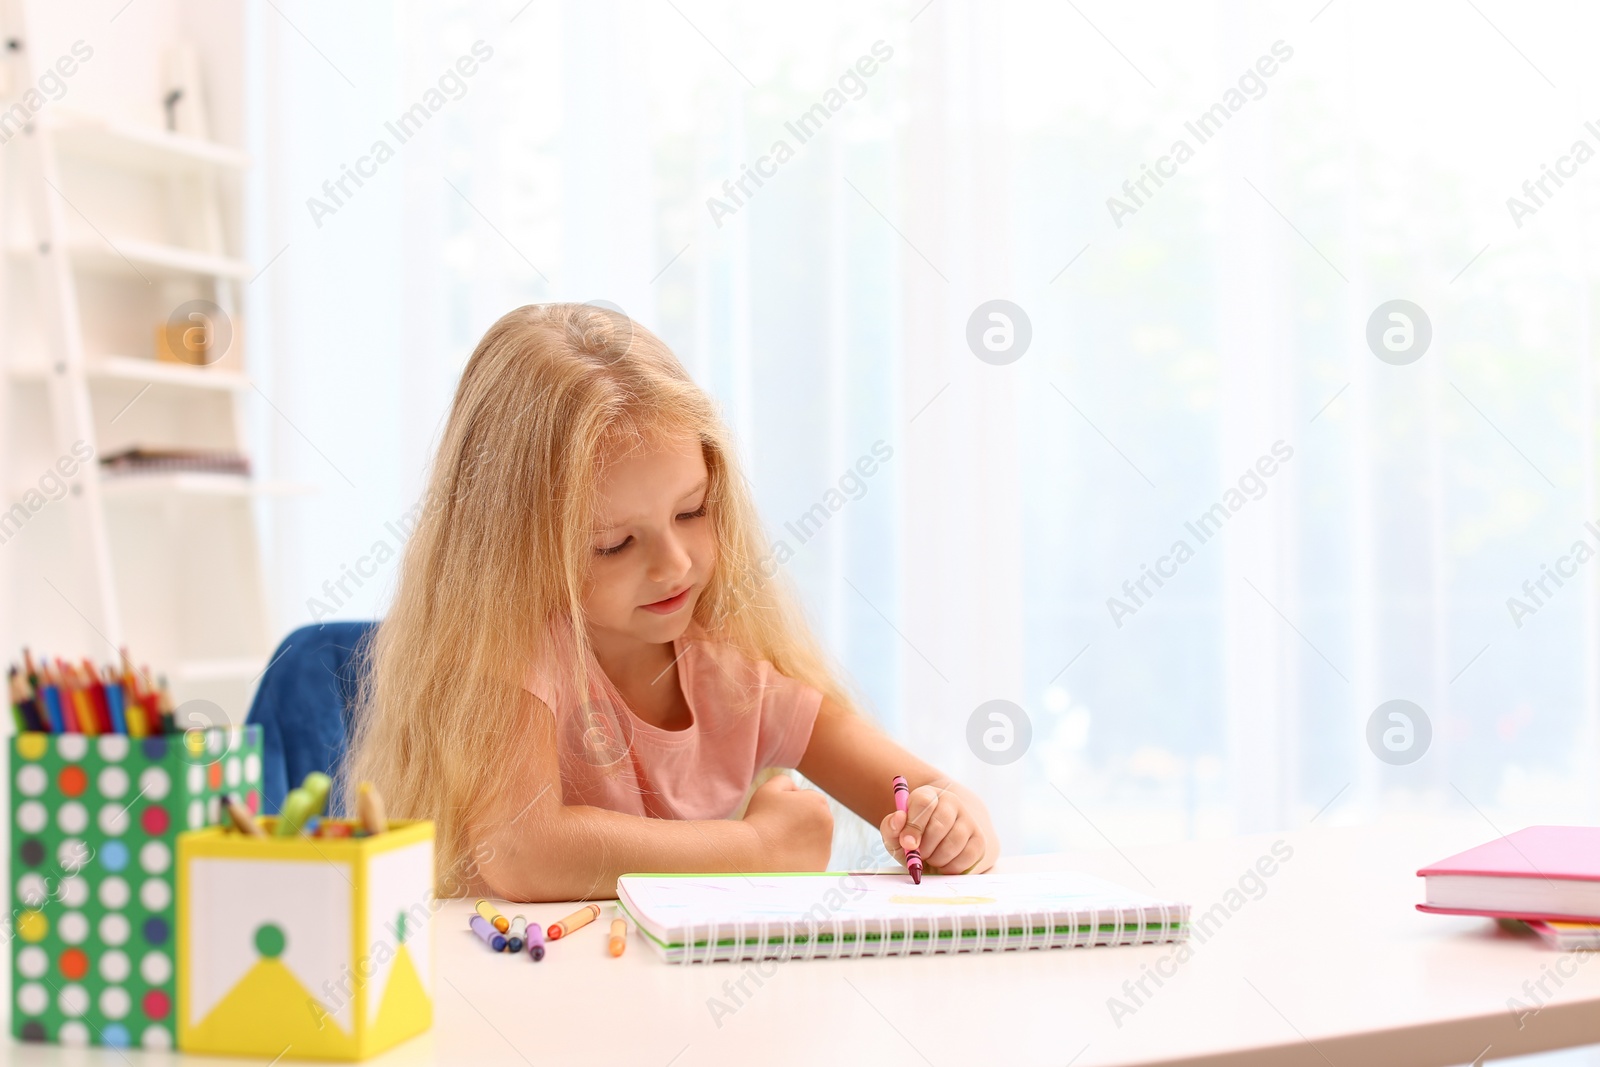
<box><xmin>892</xmin><ymin>775</ymin><xmax>922</xmax><ymax>884</ymax></box>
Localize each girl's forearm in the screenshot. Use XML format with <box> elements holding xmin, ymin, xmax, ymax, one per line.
<box><xmin>797</xmin><ymin>695</ymin><xmax>951</xmax><ymax>829</ymax></box>
<box><xmin>478</xmin><ymin>803</ymin><xmax>765</xmax><ymax>902</ymax></box>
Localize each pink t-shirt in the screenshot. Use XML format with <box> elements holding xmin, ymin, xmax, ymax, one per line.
<box><xmin>523</xmin><ymin>622</ymin><xmax>823</xmax><ymax>820</ymax></box>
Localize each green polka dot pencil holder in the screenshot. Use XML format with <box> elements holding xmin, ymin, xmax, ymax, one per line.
<box><xmin>8</xmin><ymin>726</ymin><xmax>263</xmax><ymax>1050</ymax></box>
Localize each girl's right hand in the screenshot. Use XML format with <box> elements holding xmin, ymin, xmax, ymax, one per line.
<box><xmin>742</xmin><ymin>774</ymin><xmax>834</xmax><ymax>871</ymax></box>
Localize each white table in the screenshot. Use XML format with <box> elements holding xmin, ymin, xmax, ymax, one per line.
<box><xmin>14</xmin><ymin>817</ymin><xmax>1600</xmax><ymax>1066</ymax></box>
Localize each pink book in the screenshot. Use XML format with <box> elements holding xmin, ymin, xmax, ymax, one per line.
<box><xmin>1417</xmin><ymin>826</ymin><xmax>1600</xmax><ymax>922</ymax></box>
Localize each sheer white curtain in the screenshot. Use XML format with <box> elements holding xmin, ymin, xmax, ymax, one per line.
<box><xmin>250</xmin><ymin>0</ymin><xmax>1600</xmax><ymax>860</ymax></box>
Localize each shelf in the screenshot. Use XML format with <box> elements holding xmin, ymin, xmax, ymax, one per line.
<box><xmin>10</xmin><ymin>356</ymin><xmax>249</xmax><ymax>392</ymax></box>
<box><xmin>63</xmin><ymin>238</ymin><xmax>252</xmax><ymax>281</ymax></box>
<box><xmin>171</xmin><ymin>657</ymin><xmax>266</xmax><ymax>683</ymax></box>
<box><xmin>97</xmin><ymin>473</ymin><xmax>313</xmax><ymax>498</ymax></box>
<box><xmin>10</xmin><ymin>238</ymin><xmax>251</xmax><ymax>280</ymax></box>
<box><xmin>44</xmin><ymin>108</ymin><xmax>250</xmax><ymax>173</ymax></box>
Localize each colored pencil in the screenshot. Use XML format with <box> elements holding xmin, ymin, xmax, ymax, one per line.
<box><xmin>121</xmin><ymin>651</ymin><xmax>145</xmax><ymax>737</ymax></box>
<box><xmin>156</xmin><ymin>675</ymin><xmax>175</xmax><ymax>734</ymax></box>
<box><xmin>102</xmin><ymin>667</ymin><xmax>128</xmax><ymax>734</ymax></box>
<box><xmin>8</xmin><ymin>668</ymin><xmax>28</xmax><ymax>732</ymax></box>
<box><xmin>7</xmin><ymin>648</ymin><xmax>179</xmax><ymax>735</ymax></box>
<box><xmin>82</xmin><ymin>659</ymin><xmax>112</xmax><ymax>733</ymax></box>
<box><xmin>44</xmin><ymin>665</ymin><xmax>77</xmax><ymax>733</ymax></box>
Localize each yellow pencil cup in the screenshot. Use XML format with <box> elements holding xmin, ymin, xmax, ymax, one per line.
<box><xmin>176</xmin><ymin>818</ymin><xmax>435</xmax><ymax>1060</ymax></box>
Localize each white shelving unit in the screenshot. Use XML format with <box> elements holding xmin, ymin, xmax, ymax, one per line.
<box><xmin>0</xmin><ymin>7</ymin><xmax>280</xmax><ymax>719</ymax></box>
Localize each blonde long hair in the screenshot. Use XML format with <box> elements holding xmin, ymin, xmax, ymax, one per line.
<box><xmin>342</xmin><ymin>303</ymin><xmax>856</xmax><ymax>891</ymax></box>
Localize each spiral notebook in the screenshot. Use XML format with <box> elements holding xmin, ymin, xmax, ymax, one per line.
<box><xmin>616</xmin><ymin>870</ymin><xmax>1190</xmax><ymax>964</ymax></box>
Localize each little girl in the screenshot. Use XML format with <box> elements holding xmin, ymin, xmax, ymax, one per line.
<box><xmin>343</xmin><ymin>303</ymin><xmax>999</xmax><ymax>901</ymax></box>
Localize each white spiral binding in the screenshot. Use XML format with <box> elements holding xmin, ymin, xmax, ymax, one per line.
<box><xmin>672</xmin><ymin>901</ymin><xmax>1191</xmax><ymax>963</ymax></box>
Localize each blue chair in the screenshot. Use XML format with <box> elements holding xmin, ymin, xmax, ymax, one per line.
<box><xmin>245</xmin><ymin>621</ymin><xmax>377</xmax><ymax>814</ymax></box>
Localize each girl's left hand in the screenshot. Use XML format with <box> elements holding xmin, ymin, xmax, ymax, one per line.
<box><xmin>879</xmin><ymin>779</ymin><xmax>999</xmax><ymax>876</ymax></box>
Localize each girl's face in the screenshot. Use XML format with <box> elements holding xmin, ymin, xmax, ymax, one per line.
<box><xmin>583</xmin><ymin>432</ymin><xmax>716</xmax><ymax>649</ymax></box>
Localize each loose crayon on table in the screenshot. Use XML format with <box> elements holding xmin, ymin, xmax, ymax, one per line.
<box><xmin>527</xmin><ymin>923</ymin><xmax>545</xmax><ymax>961</ymax></box>
<box><xmin>357</xmin><ymin>781</ymin><xmax>387</xmax><ymax>836</ymax></box>
<box><xmin>609</xmin><ymin>918</ymin><xmax>628</xmax><ymax>957</ymax></box>
<box><xmin>548</xmin><ymin>904</ymin><xmax>601</xmax><ymax>940</ymax></box>
<box><xmin>275</xmin><ymin>788</ymin><xmax>316</xmax><ymax>837</ymax></box>
<box><xmin>507</xmin><ymin>916</ymin><xmax>527</xmax><ymax>954</ymax></box>
<box><xmin>475</xmin><ymin>899</ymin><xmax>510</xmax><ymax>934</ymax></box>
<box><xmin>469</xmin><ymin>914</ymin><xmax>507</xmax><ymax>952</ymax></box>
<box><xmin>892</xmin><ymin>775</ymin><xmax>923</xmax><ymax>884</ymax></box>
<box><xmin>223</xmin><ymin>793</ymin><xmax>266</xmax><ymax>837</ymax></box>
